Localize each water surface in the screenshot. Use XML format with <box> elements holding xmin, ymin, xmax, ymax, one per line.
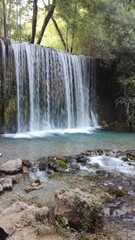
<box><xmin>0</xmin><ymin>130</ymin><xmax>135</xmax><ymax>163</ymax></box>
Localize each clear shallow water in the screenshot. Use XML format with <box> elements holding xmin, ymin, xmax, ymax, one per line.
<box><xmin>0</xmin><ymin>130</ymin><xmax>135</xmax><ymax>163</ymax></box>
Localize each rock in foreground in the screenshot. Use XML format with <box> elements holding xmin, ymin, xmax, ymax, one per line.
<box><xmin>55</xmin><ymin>188</ymin><xmax>104</xmax><ymax>232</ymax></box>
<box><xmin>0</xmin><ymin>158</ymin><xmax>22</xmax><ymax>174</ymax></box>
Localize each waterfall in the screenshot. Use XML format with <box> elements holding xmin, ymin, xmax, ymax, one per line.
<box><xmin>0</xmin><ymin>38</ymin><xmax>98</xmax><ymax>134</ymax></box>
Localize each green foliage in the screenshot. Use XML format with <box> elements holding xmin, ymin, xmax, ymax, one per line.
<box><xmin>74</xmin><ymin>195</ymin><xmax>103</xmax><ymax>232</ymax></box>
<box><xmin>74</xmin><ymin>0</ymin><xmax>135</xmax><ymax>57</ymax></box>
<box><xmin>116</xmin><ymin>51</ymin><xmax>135</xmax><ymax>127</ymax></box>
<box><xmin>55</xmin><ymin>219</ymin><xmax>74</xmax><ymax>239</ymax></box>
<box><xmin>1</xmin><ymin>0</ymin><xmax>134</xmax><ymax>57</ymax></box>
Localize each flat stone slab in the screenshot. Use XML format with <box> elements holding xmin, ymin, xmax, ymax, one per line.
<box><xmin>0</xmin><ymin>158</ymin><xmax>22</xmax><ymax>174</ymax></box>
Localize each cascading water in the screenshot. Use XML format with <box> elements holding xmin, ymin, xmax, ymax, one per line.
<box><xmin>0</xmin><ymin>38</ymin><xmax>99</xmax><ymax>134</ymax></box>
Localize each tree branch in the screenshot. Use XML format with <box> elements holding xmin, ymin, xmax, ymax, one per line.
<box><xmin>51</xmin><ymin>16</ymin><xmax>66</xmax><ymax>49</ymax></box>
<box><xmin>36</xmin><ymin>4</ymin><xmax>55</xmax><ymax>45</ymax></box>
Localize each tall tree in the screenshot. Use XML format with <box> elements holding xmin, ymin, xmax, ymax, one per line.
<box><xmin>51</xmin><ymin>16</ymin><xmax>66</xmax><ymax>50</ymax></box>
<box><xmin>30</xmin><ymin>0</ymin><xmax>38</xmax><ymax>43</ymax></box>
<box><xmin>2</xmin><ymin>0</ymin><xmax>7</xmax><ymax>37</ymax></box>
<box><xmin>36</xmin><ymin>3</ymin><xmax>55</xmax><ymax>45</ymax></box>
<box><xmin>42</xmin><ymin>0</ymin><xmax>66</xmax><ymax>50</ymax></box>
<box><xmin>70</xmin><ymin>3</ymin><xmax>77</xmax><ymax>53</ymax></box>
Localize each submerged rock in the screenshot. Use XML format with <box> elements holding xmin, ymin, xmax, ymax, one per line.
<box><xmin>0</xmin><ymin>158</ymin><xmax>22</xmax><ymax>174</ymax></box>
<box><xmin>54</xmin><ymin>188</ymin><xmax>104</xmax><ymax>232</ymax></box>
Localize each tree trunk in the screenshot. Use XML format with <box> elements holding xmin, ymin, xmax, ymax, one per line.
<box><xmin>70</xmin><ymin>3</ymin><xmax>77</xmax><ymax>53</ymax></box>
<box><xmin>66</xmin><ymin>23</ymin><xmax>69</xmax><ymax>52</ymax></box>
<box><xmin>52</xmin><ymin>16</ymin><xmax>66</xmax><ymax>50</ymax></box>
<box><xmin>7</xmin><ymin>0</ymin><xmax>11</xmax><ymax>37</ymax></box>
<box><xmin>42</xmin><ymin>0</ymin><xmax>66</xmax><ymax>49</ymax></box>
<box><xmin>2</xmin><ymin>0</ymin><xmax>7</xmax><ymax>37</ymax></box>
<box><xmin>30</xmin><ymin>0</ymin><xmax>38</xmax><ymax>44</ymax></box>
<box><xmin>36</xmin><ymin>4</ymin><xmax>55</xmax><ymax>45</ymax></box>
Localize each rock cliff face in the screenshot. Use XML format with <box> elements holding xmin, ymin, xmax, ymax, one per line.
<box><xmin>97</xmin><ymin>59</ymin><xmax>125</xmax><ymax>126</ymax></box>
<box><xmin>0</xmin><ymin>38</ymin><xmax>17</xmax><ymax>133</ymax></box>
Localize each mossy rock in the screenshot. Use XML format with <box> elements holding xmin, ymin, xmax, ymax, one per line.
<box><xmin>74</xmin><ymin>195</ymin><xmax>103</xmax><ymax>232</ymax></box>
<box><xmin>56</xmin><ymin>158</ymin><xmax>68</xmax><ymax>169</ymax></box>
<box><xmin>125</xmin><ymin>150</ymin><xmax>135</xmax><ymax>161</ymax></box>
<box><xmin>5</xmin><ymin>98</ymin><xmax>17</xmax><ymax>127</ymax></box>
<box><xmin>55</xmin><ymin>188</ymin><xmax>104</xmax><ymax>233</ymax></box>
<box><xmin>109</xmin><ymin>188</ymin><xmax>126</xmax><ymax>197</ymax></box>
<box><xmin>127</xmin><ymin>154</ymin><xmax>135</xmax><ymax>161</ymax></box>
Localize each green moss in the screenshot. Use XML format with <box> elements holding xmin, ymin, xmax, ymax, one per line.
<box><xmin>5</xmin><ymin>98</ymin><xmax>17</xmax><ymax>126</ymax></box>
<box><xmin>56</xmin><ymin>158</ymin><xmax>68</xmax><ymax>169</ymax></box>
<box><xmin>74</xmin><ymin>196</ymin><xmax>103</xmax><ymax>232</ymax></box>
<box><xmin>110</xmin><ymin>188</ymin><xmax>126</xmax><ymax>197</ymax></box>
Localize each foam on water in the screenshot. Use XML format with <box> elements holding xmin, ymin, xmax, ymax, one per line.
<box><xmin>29</xmin><ymin>169</ymin><xmax>48</xmax><ymax>182</ymax></box>
<box><xmin>78</xmin><ymin>164</ymin><xmax>95</xmax><ymax>173</ymax></box>
<box><xmin>86</xmin><ymin>155</ymin><xmax>135</xmax><ymax>176</ymax></box>
<box><xmin>2</xmin><ymin>127</ymin><xmax>96</xmax><ymax>139</ymax></box>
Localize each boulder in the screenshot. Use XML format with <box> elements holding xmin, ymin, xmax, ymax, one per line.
<box><xmin>54</xmin><ymin>188</ymin><xmax>104</xmax><ymax>232</ymax></box>
<box><xmin>0</xmin><ymin>158</ymin><xmax>22</xmax><ymax>174</ymax></box>
<box><xmin>37</xmin><ymin>156</ymin><xmax>68</xmax><ymax>172</ymax></box>
<box><xmin>34</xmin><ymin>206</ymin><xmax>49</xmax><ymax>222</ymax></box>
<box><xmin>22</xmin><ymin>160</ymin><xmax>32</xmax><ymax>173</ymax></box>
<box><xmin>66</xmin><ymin>158</ymin><xmax>80</xmax><ymax>172</ymax></box>
<box><xmin>0</xmin><ymin>178</ymin><xmax>13</xmax><ymax>191</ymax></box>
<box><xmin>0</xmin><ymin>201</ymin><xmax>49</xmax><ymax>237</ymax></box>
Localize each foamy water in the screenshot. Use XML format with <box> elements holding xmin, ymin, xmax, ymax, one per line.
<box><xmin>81</xmin><ymin>155</ymin><xmax>135</xmax><ymax>176</ymax></box>
<box><xmin>2</xmin><ymin>127</ymin><xmax>97</xmax><ymax>139</ymax></box>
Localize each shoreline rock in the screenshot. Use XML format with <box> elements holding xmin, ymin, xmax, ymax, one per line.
<box><xmin>0</xmin><ymin>149</ymin><xmax>135</xmax><ymax>239</ymax></box>
<box><xmin>0</xmin><ymin>158</ymin><xmax>22</xmax><ymax>174</ymax></box>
